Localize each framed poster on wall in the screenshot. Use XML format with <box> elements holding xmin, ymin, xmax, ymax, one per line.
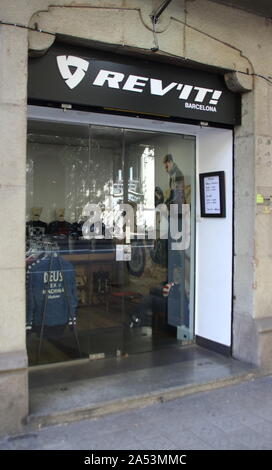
<box><xmin>199</xmin><ymin>171</ymin><xmax>226</xmax><ymax>218</ymax></box>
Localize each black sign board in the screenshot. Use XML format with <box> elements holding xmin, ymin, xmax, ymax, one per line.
<box><xmin>199</xmin><ymin>171</ymin><xmax>226</xmax><ymax>217</ymax></box>
<box><xmin>28</xmin><ymin>43</ymin><xmax>241</xmax><ymax>125</ymax></box>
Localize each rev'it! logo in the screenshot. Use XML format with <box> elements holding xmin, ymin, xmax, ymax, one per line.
<box><xmin>56</xmin><ymin>54</ymin><xmax>223</xmax><ymax>114</ymax></box>
<box><xmin>56</xmin><ymin>55</ymin><xmax>89</xmax><ymax>89</ymax></box>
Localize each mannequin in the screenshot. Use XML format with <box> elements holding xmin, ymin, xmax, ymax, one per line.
<box><xmin>26</xmin><ymin>207</ymin><xmax>48</xmax><ymax>237</ymax></box>
<box><xmin>31</xmin><ymin>207</ymin><xmax>43</xmax><ymax>221</ymax></box>
<box><xmin>48</xmin><ymin>208</ymin><xmax>71</xmax><ymax>236</ymax></box>
<box><xmin>56</xmin><ymin>208</ymin><xmax>65</xmax><ymax>222</ymax></box>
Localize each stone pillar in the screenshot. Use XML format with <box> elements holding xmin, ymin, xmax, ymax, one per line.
<box><xmin>0</xmin><ymin>24</ymin><xmax>28</xmax><ymax>436</ymax></box>
<box><xmin>233</xmin><ymin>75</ymin><xmax>272</xmax><ymax>370</ymax></box>
<box><xmin>253</xmin><ymin>77</ymin><xmax>272</xmax><ymax>368</ymax></box>
<box><xmin>232</xmin><ymin>89</ymin><xmax>258</xmax><ymax>364</ymax></box>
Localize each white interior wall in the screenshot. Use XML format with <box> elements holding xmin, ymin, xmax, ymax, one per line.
<box><xmin>27</xmin><ymin>141</ymin><xmax>117</xmax><ymax>223</ymax></box>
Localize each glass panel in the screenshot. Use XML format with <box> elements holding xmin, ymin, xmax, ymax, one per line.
<box><xmin>26</xmin><ymin>122</ymin><xmax>126</xmax><ymax>364</ymax></box>
<box><xmin>122</xmin><ymin>129</ymin><xmax>195</xmax><ymax>354</ymax></box>
<box><xmin>86</xmin><ymin>126</ymin><xmax>125</xmax><ymax>357</ymax></box>
<box><xmin>26</xmin><ymin>121</ymin><xmax>91</xmax><ymax>364</ymax></box>
<box><xmin>121</xmin><ymin>130</ymin><xmax>195</xmax><ymax>353</ymax></box>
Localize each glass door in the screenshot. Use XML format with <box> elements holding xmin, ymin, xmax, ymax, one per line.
<box><xmin>26</xmin><ymin>116</ymin><xmax>195</xmax><ymax>365</ymax></box>
<box><xmin>122</xmin><ymin>129</ymin><xmax>195</xmax><ymax>354</ymax></box>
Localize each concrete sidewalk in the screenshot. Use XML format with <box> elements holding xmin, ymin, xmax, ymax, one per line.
<box><xmin>27</xmin><ymin>345</ymin><xmax>257</xmax><ymax>429</ymax></box>
<box><xmin>1</xmin><ymin>373</ymin><xmax>272</xmax><ymax>450</ymax></box>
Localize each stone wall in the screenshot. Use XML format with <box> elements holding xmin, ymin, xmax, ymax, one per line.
<box><xmin>0</xmin><ymin>24</ymin><xmax>29</xmax><ymax>436</ymax></box>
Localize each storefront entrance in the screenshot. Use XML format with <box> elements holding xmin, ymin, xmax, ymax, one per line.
<box><xmin>26</xmin><ymin>110</ymin><xmax>196</xmax><ymax>365</ymax></box>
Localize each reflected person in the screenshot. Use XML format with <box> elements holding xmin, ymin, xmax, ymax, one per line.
<box><xmin>163</xmin><ymin>153</ymin><xmax>184</xmax><ymax>213</ymax></box>
<box><xmin>163</xmin><ymin>153</ymin><xmax>184</xmax><ymax>297</ymax></box>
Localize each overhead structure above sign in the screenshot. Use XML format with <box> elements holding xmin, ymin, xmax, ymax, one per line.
<box><xmin>28</xmin><ymin>42</ymin><xmax>241</xmax><ymax>126</ymax></box>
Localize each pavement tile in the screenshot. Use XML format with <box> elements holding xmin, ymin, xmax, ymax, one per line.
<box><xmin>128</xmin><ymin>420</ymin><xmax>168</xmax><ymax>438</ymax></box>
<box><xmin>118</xmin><ymin>443</ymin><xmax>149</xmax><ymax>450</ymax></box>
<box><xmin>0</xmin><ymin>439</ymin><xmax>12</xmax><ymax>450</ymax></box>
<box><xmin>245</xmin><ymin>418</ymin><xmax>272</xmax><ymax>437</ymax></box>
<box><xmin>204</xmin><ymin>437</ymin><xmax>249</xmax><ymax>450</ymax></box>
<box><xmin>162</xmin><ymin>409</ymin><xmax>217</xmax><ymax>430</ymax></box>
<box><xmin>251</xmin><ymin>405</ymin><xmax>272</xmax><ymax>421</ymax></box>
<box><xmin>207</xmin><ymin>410</ymin><xmax>264</xmax><ymax>433</ymax></box>
<box><xmin>204</xmin><ymin>399</ymin><xmax>255</xmax><ymax>417</ymax></box>
<box><xmin>230</xmin><ymin>426</ymin><xmax>272</xmax><ymax>450</ymax></box>
<box><xmin>138</xmin><ymin>435</ymin><xmax>179</xmax><ymax>450</ymax></box>
<box><xmin>163</xmin><ymin>427</ymin><xmax>208</xmax><ymax>449</ymax></box>
<box><xmin>94</xmin><ymin>439</ymin><xmax>144</xmax><ymax>451</ymax></box>
<box><xmin>179</xmin><ymin>442</ymin><xmax>213</xmax><ymax>450</ymax></box>
<box><xmin>84</xmin><ymin>429</ymin><xmax>145</xmax><ymax>451</ymax></box>
<box><xmin>183</xmin><ymin>421</ymin><xmax>248</xmax><ymax>450</ymax></box>
<box><xmin>186</xmin><ymin>421</ymin><xmax>229</xmax><ymax>438</ymax></box>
